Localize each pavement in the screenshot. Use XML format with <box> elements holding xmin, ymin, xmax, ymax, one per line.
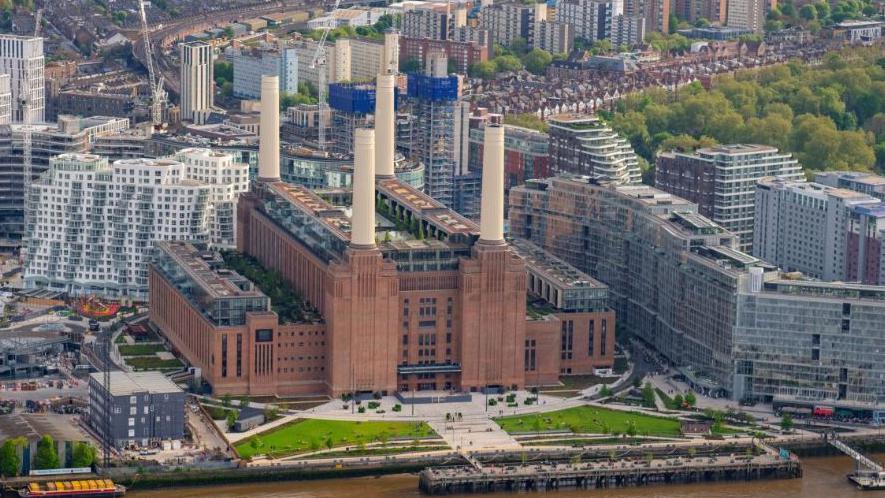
<box><xmin>428</xmin><ymin>417</ymin><xmax>521</xmax><ymax>451</ymax></box>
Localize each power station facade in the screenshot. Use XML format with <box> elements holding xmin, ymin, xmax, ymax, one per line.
<box><xmin>150</xmin><ymin>75</ymin><xmax>615</xmax><ymax>397</ymax></box>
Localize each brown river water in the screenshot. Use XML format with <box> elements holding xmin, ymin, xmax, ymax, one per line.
<box><xmin>129</xmin><ymin>454</ymin><xmax>874</xmax><ymax>498</ymax></box>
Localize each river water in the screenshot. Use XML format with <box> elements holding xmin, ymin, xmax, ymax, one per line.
<box><xmin>129</xmin><ymin>454</ymin><xmax>871</xmax><ymax>498</ymax></box>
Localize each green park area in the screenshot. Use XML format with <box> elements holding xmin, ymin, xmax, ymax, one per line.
<box><xmin>235</xmin><ymin>418</ymin><xmax>437</xmax><ymax>459</ymax></box>
<box><xmin>495</xmin><ymin>405</ymin><xmax>682</xmax><ymax>437</ymax></box>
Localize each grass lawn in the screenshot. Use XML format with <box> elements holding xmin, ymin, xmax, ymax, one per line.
<box><xmin>124</xmin><ymin>356</ymin><xmax>184</xmax><ymax>370</ymax></box>
<box><xmin>118</xmin><ymin>344</ymin><xmax>166</xmax><ymax>356</ymax></box>
<box><xmin>495</xmin><ymin>405</ymin><xmax>682</xmax><ymax>437</ymax></box>
<box><xmin>235</xmin><ymin>418</ymin><xmax>437</xmax><ymax>459</ymax></box>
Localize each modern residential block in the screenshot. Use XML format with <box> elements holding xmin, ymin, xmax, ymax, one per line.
<box><xmin>180</xmin><ymin>41</ymin><xmax>214</xmax><ymax>122</ymax></box>
<box><xmin>656</xmin><ymin>144</ymin><xmax>804</xmax><ymax>252</ymax></box>
<box><xmin>548</xmin><ymin>114</ymin><xmax>641</xmax><ymax>185</ymax></box>
<box><xmin>755</xmin><ymin>176</ymin><xmax>885</xmax><ymax>285</ymax></box>
<box><xmin>229</xmin><ymin>45</ymin><xmax>299</xmax><ymax>99</ymax></box>
<box><xmin>24</xmin><ymin>150</ymin><xmax>249</xmax><ymax>300</ymax></box>
<box><xmin>510</xmin><ymin>176</ymin><xmax>885</xmax><ymax>411</ymax></box>
<box><xmin>88</xmin><ymin>371</ymin><xmax>186</xmax><ymax>449</ymax></box>
<box><xmin>0</xmin><ymin>34</ymin><xmax>44</xmax><ymax>123</ymax></box>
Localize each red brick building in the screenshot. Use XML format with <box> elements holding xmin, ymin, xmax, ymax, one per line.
<box><xmin>399</xmin><ymin>36</ymin><xmax>489</xmax><ymax>75</ymax></box>
<box><xmin>148</xmin><ymin>78</ymin><xmax>614</xmax><ymax>397</ymax></box>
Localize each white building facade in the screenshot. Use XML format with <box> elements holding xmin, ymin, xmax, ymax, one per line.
<box><xmin>0</xmin><ymin>34</ymin><xmax>44</xmax><ymax>123</ymax></box>
<box><xmin>24</xmin><ymin>150</ymin><xmax>249</xmax><ymax>300</ymax></box>
<box><xmin>229</xmin><ymin>46</ymin><xmax>299</xmax><ymax>100</ymax></box>
<box><xmin>180</xmin><ymin>41</ymin><xmax>214</xmax><ymax>122</ymax></box>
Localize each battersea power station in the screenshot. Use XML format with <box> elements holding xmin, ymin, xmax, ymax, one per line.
<box><xmin>149</xmin><ymin>73</ymin><xmax>615</xmax><ymax>397</ymax></box>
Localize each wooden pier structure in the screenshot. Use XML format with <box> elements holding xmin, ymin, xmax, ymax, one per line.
<box><xmin>419</xmin><ymin>446</ymin><xmax>802</xmax><ymax>494</ymax></box>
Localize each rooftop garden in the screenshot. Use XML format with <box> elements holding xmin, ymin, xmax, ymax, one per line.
<box><xmin>220</xmin><ymin>251</ymin><xmax>322</xmax><ymax>324</ymax></box>
<box><xmin>526</xmin><ymin>296</ymin><xmax>556</xmax><ymax>319</ymax></box>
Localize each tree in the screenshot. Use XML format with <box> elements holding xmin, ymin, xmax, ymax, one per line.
<box><xmin>399</xmin><ymin>57</ymin><xmax>420</xmax><ymax>73</ymax></box>
<box><xmin>225</xmin><ymin>409</ymin><xmax>239</xmax><ymax>430</ymax></box>
<box><xmin>684</xmin><ymin>392</ymin><xmax>697</xmax><ymax>407</ymax></box>
<box><xmin>673</xmin><ymin>393</ymin><xmax>684</xmax><ymax>409</ymax></box>
<box><xmin>509</xmin><ymin>37</ymin><xmax>529</xmax><ymax>55</ymax></box>
<box><xmin>71</xmin><ymin>442</ymin><xmax>97</xmax><ymax>468</ymax></box>
<box><xmin>492</xmin><ymin>55</ymin><xmax>523</xmax><ymax>73</ymax></box>
<box><xmin>0</xmin><ymin>437</ymin><xmax>24</xmax><ymax>476</ymax></box>
<box><xmin>522</xmin><ymin>48</ymin><xmax>553</xmax><ymax>75</ymax></box>
<box><xmin>324</xmin><ymin>436</ymin><xmax>334</xmax><ymax>451</ymax></box>
<box><xmin>221</xmin><ymin>394</ymin><xmax>232</xmax><ymax>407</ymax></box>
<box><xmin>214</xmin><ymin>61</ymin><xmax>233</xmax><ymax>87</ymax></box>
<box><xmin>468</xmin><ymin>61</ymin><xmax>497</xmax><ymax>80</ymax></box>
<box><xmin>780</xmin><ymin>413</ymin><xmax>794</xmax><ymax>432</ymax></box>
<box><xmin>641</xmin><ymin>382</ymin><xmax>656</xmax><ymax>408</ymax></box>
<box><xmin>799</xmin><ymin>4</ymin><xmax>818</xmax><ymax>20</ymax></box>
<box><xmin>34</xmin><ymin>435</ymin><xmax>60</xmax><ymax>470</ymax></box>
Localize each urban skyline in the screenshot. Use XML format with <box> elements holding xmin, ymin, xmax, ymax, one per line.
<box><xmin>0</xmin><ymin>0</ymin><xmax>881</xmax><ymax>495</ymax></box>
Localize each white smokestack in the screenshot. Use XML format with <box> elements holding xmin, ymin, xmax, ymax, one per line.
<box><xmin>479</xmin><ymin>121</ymin><xmax>505</xmax><ymax>245</ymax></box>
<box><xmin>351</xmin><ymin>128</ymin><xmax>377</xmax><ymax>248</ymax></box>
<box><xmin>375</xmin><ymin>73</ymin><xmax>396</xmax><ymax>178</ymax></box>
<box><xmin>258</xmin><ymin>75</ymin><xmax>280</xmax><ymax>182</ymax></box>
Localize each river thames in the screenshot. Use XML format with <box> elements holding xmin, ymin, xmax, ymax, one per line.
<box><xmin>130</xmin><ymin>454</ymin><xmax>870</xmax><ymax>498</ymax></box>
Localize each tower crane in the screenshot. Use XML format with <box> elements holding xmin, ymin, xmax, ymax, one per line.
<box><xmin>309</xmin><ymin>0</ymin><xmax>343</xmax><ymax>152</ymax></box>
<box><xmin>138</xmin><ymin>0</ymin><xmax>166</xmax><ymax>128</ymax></box>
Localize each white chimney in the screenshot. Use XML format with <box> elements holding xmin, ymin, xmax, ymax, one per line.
<box><xmin>479</xmin><ymin>121</ymin><xmax>505</xmax><ymax>245</ymax></box>
<box><xmin>351</xmin><ymin>128</ymin><xmax>376</xmax><ymax>248</ymax></box>
<box><xmin>374</xmin><ymin>73</ymin><xmax>396</xmax><ymax>178</ymax></box>
<box><xmin>258</xmin><ymin>75</ymin><xmax>280</xmax><ymax>182</ymax></box>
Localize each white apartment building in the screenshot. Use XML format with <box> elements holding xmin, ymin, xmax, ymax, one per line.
<box><xmin>754</xmin><ymin>177</ymin><xmax>884</xmax><ymax>283</ymax></box>
<box><xmin>328</xmin><ymin>32</ymin><xmax>400</xmax><ymax>83</ymax></box>
<box><xmin>180</xmin><ymin>41</ymin><xmax>214</xmax><ymax>122</ymax></box>
<box><xmin>228</xmin><ymin>45</ymin><xmax>299</xmax><ymax>99</ymax></box>
<box><xmin>1</xmin><ymin>115</ymin><xmax>131</xmax><ymax>248</ymax></box>
<box><xmin>557</xmin><ymin>0</ymin><xmax>624</xmax><ymax>41</ymax></box>
<box><xmin>726</xmin><ymin>0</ymin><xmax>765</xmax><ymax>33</ymax></box>
<box><xmin>0</xmin><ymin>74</ymin><xmax>11</xmax><ymax>125</ymax></box>
<box><xmin>0</xmin><ymin>34</ymin><xmax>44</xmax><ymax>123</ymax></box>
<box><xmin>535</xmin><ymin>21</ymin><xmax>574</xmax><ymax>53</ymax></box>
<box><xmin>611</xmin><ymin>14</ymin><xmax>646</xmax><ymax>47</ymax></box>
<box><xmin>481</xmin><ymin>2</ymin><xmax>547</xmax><ymax>48</ymax></box>
<box><xmin>172</xmin><ymin>147</ymin><xmax>250</xmax><ymax>247</ymax></box>
<box><xmin>402</xmin><ymin>7</ymin><xmax>450</xmax><ymax>40</ymax></box>
<box><xmin>24</xmin><ymin>150</ymin><xmax>250</xmax><ymax>300</ymax></box>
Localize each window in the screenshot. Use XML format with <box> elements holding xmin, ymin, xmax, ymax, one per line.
<box><xmin>128</xmin><ymin>418</ymin><xmax>135</xmax><ymax>427</ymax></box>
<box><xmin>601</xmin><ymin>319</ymin><xmax>607</xmax><ymax>356</ymax></box>
<box><xmin>560</xmin><ymin>321</ymin><xmax>573</xmax><ymax>360</ymax></box>
<box><xmin>588</xmin><ymin>320</ymin><xmax>595</xmax><ymax>356</ymax></box>
<box><xmin>255</xmin><ymin>329</ymin><xmax>273</xmax><ymax>342</ymax></box>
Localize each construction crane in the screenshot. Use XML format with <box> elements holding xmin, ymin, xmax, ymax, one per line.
<box><xmin>138</xmin><ymin>0</ymin><xmax>166</xmax><ymax>128</ymax></box>
<box><xmin>309</xmin><ymin>0</ymin><xmax>343</xmax><ymax>152</ymax></box>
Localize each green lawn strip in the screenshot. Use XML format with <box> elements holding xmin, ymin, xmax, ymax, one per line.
<box><xmin>119</xmin><ymin>344</ymin><xmax>166</xmax><ymax>356</ymax></box>
<box><xmin>495</xmin><ymin>405</ymin><xmax>683</xmax><ymax>437</ymax></box>
<box><xmin>124</xmin><ymin>356</ymin><xmax>184</xmax><ymax>370</ymax></box>
<box><xmin>235</xmin><ymin>418</ymin><xmax>437</xmax><ymax>459</ymax></box>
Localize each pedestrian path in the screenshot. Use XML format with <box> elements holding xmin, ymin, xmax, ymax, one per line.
<box><xmin>429</xmin><ymin>418</ymin><xmax>521</xmax><ymax>451</ymax></box>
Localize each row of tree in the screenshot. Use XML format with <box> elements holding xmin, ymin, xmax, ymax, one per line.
<box><xmin>605</xmin><ymin>47</ymin><xmax>884</xmax><ymax>180</ymax></box>
<box><xmin>765</xmin><ymin>0</ymin><xmax>877</xmax><ymax>32</ymax></box>
<box><xmin>0</xmin><ymin>436</ymin><xmax>96</xmax><ymax>477</ymax></box>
